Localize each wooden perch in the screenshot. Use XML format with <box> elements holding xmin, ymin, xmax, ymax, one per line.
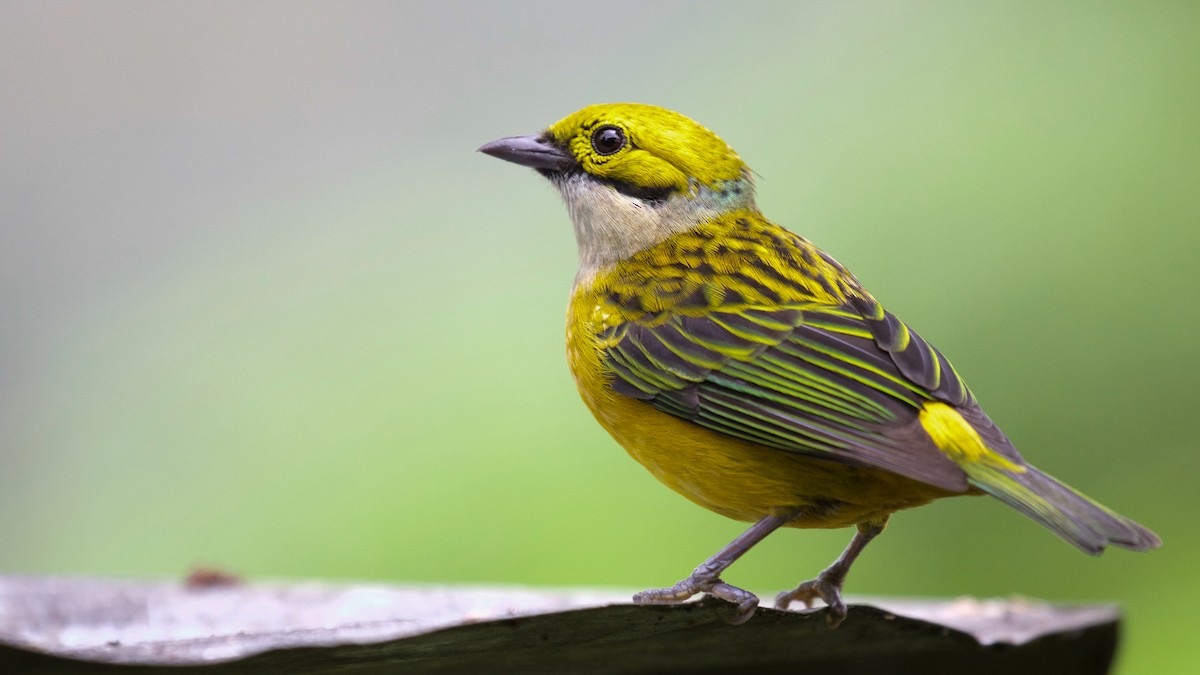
<box><xmin>0</xmin><ymin>575</ymin><xmax>1119</xmax><ymax>674</ymax></box>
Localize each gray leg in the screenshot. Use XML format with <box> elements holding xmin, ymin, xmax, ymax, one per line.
<box><xmin>633</xmin><ymin>511</ymin><xmax>796</xmax><ymax>625</ymax></box>
<box><xmin>775</xmin><ymin>518</ymin><xmax>887</xmax><ymax>628</ymax></box>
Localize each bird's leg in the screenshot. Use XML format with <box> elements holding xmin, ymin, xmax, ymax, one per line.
<box><xmin>633</xmin><ymin>510</ymin><xmax>798</xmax><ymax>625</ymax></box>
<box><xmin>775</xmin><ymin>517</ymin><xmax>887</xmax><ymax>629</ymax></box>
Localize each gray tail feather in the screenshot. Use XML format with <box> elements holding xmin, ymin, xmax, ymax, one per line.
<box><xmin>969</xmin><ymin>464</ymin><xmax>1161</xmax><ymax>555</ymax></box>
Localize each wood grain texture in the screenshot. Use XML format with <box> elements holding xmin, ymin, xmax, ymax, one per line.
<box><xmin>0</xmin><ymin>576</ymin><xmax>1119</xmax><ymax>674</ymax></box>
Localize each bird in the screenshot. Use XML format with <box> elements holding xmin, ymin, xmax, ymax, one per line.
<box><xmin>478</xmin><ymin>103</ymin><xmax>1161</xmax><ymax>627</ymax></box>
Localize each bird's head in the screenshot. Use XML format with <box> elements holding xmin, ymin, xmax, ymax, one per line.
<box><xmin>481</xmin><ymin>103</ymin><xmax>756</xmax><ymax>277</ymax></box>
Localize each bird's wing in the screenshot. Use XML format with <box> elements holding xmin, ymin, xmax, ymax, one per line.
<box><xmin>845</xmin><ymin>294</ymin><xmax>973</xmax><ymax>408</ymax></box>
<box><xmin>600</xmin><ymin>301</ymin><xmax>974</xmax><ymax>492</ymax></box>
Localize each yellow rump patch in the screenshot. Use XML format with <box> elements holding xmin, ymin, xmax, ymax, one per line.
<box><xmin>919</xmin><ymin>402</ymin><xmax>1024</xmax><ymax>472</ymax></box>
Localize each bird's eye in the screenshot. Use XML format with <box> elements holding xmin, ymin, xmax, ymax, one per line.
<box><xmin>590</xmin><ymin>125</ymin><xmax>626</xmax><ymax>156</ymax></box>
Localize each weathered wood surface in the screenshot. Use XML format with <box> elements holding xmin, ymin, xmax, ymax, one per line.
<box><xmin>0</xmin><ymin>575</ymin><xmax>1120</xmax><ymax>674</ymax></box>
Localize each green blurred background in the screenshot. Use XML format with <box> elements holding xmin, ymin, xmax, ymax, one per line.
<box><xmin>1</xmin><ymin>1</ymin><xmax>1196</xmax><ymax>671</ymax></box>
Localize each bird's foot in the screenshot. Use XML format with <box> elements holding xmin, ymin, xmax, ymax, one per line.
<box><xmin>633</xmin><ymin>562</ymin><xmax>759</xmax><ymax>625</ymax></box>
<box><xmin>775</xmin><ymin>573</ymin><xmax>847</xmax><ymax>628</ymax></box>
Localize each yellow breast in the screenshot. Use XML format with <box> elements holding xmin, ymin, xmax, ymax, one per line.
<box><xmin>566</xmin><ymin>279</ymin><xmax>951</xmax><ymax>529</ymax></box>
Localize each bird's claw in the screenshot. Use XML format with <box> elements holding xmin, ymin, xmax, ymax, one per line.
<box><xmin>633</xmin><ymin>565</ymin><xmax>760</xmax><ymax>625</ymax></box>
<box><xmin>775</xmin><ymin>573</ymin><xmax>848</xmax><ymax>628</ymax></box>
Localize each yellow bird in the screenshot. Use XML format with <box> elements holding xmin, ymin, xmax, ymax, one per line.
<box><xmin>479</xmin><ymin>103</ymin><xmax>1160</xmax><ymax>626</ymax></box>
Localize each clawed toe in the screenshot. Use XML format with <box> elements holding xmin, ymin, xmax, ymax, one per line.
<box><xmin>708</xmin><ymin>581</ymin><xmax>759</xmax><ymax>624</ymax></box>
<box><xmin>632</xmin><ymin>579</ymin><xmax>701</xmax><ymax>605</ymax></box>
<box><xmin>633</xmin><ymin>569</ymin><xmax>761</xmax><ymax>624</ymax></box>
<box><xmin>775</xmin><ymin>575</ymin><xmax>848</xmax><ymax>628</ymax></box>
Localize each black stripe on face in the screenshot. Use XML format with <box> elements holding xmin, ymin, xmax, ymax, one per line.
<box><xmin>603</xmin><ymin>177</ymin><xmax>676</xmax><ymax>203</ymax></box>
<box><xmin>559</xmin><ymin>167</ymin><xmax>675</xmax><ymax>203</ymax></box>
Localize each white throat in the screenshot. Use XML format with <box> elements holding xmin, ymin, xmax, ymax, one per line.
<box><xmin>553</xmin><ymin>173</ymin><xmax>755</xmax><ymax>287</ymax></box>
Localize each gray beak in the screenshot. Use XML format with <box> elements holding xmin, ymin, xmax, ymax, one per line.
<box><xmin>478</xmin><ymin>134</ymin><xmax>575</xmax><ymax>172</ymax></box>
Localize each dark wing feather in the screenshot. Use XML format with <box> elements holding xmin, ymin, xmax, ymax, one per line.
<box><xmin>848</xmin><ymin>294</ymin><xmax>972</xmax><ymax>407</ymax></box>
<box><xmin>602</xmin><ymin>304</ymin><xmax>970</xmax><ymax>492</ymax></box>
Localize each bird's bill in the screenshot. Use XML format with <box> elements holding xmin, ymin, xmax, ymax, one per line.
<box><xmin>478</xmin><ymin>134</ymin><xmax>574</xmax><ymax>171</ymax></box>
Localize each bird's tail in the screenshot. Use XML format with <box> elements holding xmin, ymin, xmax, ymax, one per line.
<box><xmin>919</xmin><ymin>401</ymin><xmax>1160</xmax><ymax>554</ymax></box>
<box><xmin>967</xmin><ymin>462</ymin><xmax>1161</xmax><ymax>555</ymax></box>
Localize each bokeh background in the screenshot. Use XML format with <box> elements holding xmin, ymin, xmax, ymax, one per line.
<box><xmin>2</xmin><ymin>1</ymin><xmax>1196</xmax><ymax>671</ymax></box>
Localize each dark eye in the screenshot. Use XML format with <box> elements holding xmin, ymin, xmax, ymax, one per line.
<box><xmin>590</xmin><ymin>125</ymin><xmax>626</xmax><ymax>155</ymax></box>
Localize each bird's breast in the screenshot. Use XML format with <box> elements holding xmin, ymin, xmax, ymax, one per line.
<box><xmin>565</xmin><ymin>279</ymin><xmax>944</xmax><ymax>528</ymax></box>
